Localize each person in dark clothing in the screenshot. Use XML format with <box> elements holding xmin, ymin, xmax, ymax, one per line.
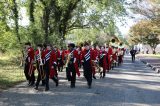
<box><xmin>130</xmin><ymin>48</ymin><xmax>136</xmax><ymax>62</ymax></box>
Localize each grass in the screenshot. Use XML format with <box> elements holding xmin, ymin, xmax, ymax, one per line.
<box><xmin>0</xmin><ymin>55</ymin><xmax>25</xmax><ymax>90</ymax></box>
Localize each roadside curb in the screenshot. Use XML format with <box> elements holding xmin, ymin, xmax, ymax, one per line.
<box><xmin>140</xmin><ymin>59</ymin><xmax>160</xmax><ymax>73</ymax></box>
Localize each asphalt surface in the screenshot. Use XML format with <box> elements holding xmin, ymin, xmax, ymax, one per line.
<box><xmin>0</xmin><ymin>55</ymin><xmax>160</xmax><ymax>106</ymax></box>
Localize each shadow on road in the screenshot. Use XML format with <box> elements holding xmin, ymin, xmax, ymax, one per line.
<box><xmin>1</xmin><ymin>55</ymin><xmax>160</xmax><ymax>106</ymax></box>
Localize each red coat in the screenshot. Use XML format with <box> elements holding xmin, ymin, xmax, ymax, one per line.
<box><xmin>26</xmin><ymin>47</ymin><xmax>35</xmax><ymax>75</ymax></box>
<box><xmin>107</xmin><ymin>47</ymin><xmax>113</xmax><ymax>70</ymax></box>
<box><xmin>64</xmin><ymin>50</ymin><xmax>69</xmax><ymax>60</ymax></box>
<box><xmin>77</xmin><ymin>50</ymin><xmax>81</xmax><ymax>62</ymax></box>
<box><xmin>35</xmin><ymin>49</ymin><xmax>45</xmax><ymax>62</ymax></box>
<box><xmin>55</xmin><ymin>49</ymin><xmax>60</xmax><ymax>60</ymax></box>
<box><xmin>35</xmin><ymin>50</ymin><xmax>39</xmax><ymax>61</ymax></box>
<box><xmin>59</xmin><ymin>50</ymin><xmax>65</xmax><ymax>66</ymax></box>
<box><xmin>108</xmin><ymin>47</ymin><xmax>113</xmax><ymax>62</ymax></box>
<box><xmin>55</xmin><ymin>49</ymin><xmax>61</xmax><ymax>67</ymax></box>
<box><xmin>44</xmin><ymin>49</ymin><xmax>57</xmax><ymax>78</ymax></box>
<box><xmin>61</xmin><ymin>50</ymin><xmax>65</xmax><ymax>61</ymax></box>
<box><xmin>81</xmin><ymin>49</ymin><xmax>94</xmax><ymax>67</ymax></box>
<box><xmin>91</xmin><ymin>49</ymin><xmax>99</xmax><ymax>74</ymax></box>
<box><xmin>67</xmin><ymin>49</ymin><xmax>80</xmax><ymax>77</ymax></box>
<box><xmin>77</xmin><ymin>49</ymin><xmax>83</xmax><ymax>65</ymax></box>
<box><xmin>92</xmin><ymin>49</ymin><xmax>99</xmax><ymax>61</ymax></box>
<box><xmin>112</xmin><ymin>49</ymin><xmax>118</xmax><ymax>62</ymax></box>
<box><xmin>99</xmin><ymin>50</ymin><xmax>108</xmax><ymax>71</ymax></box>
<box><xmin>26</xmin><ymin>47</ymin><xmax>34</xmax><ymax>63</ymax></box>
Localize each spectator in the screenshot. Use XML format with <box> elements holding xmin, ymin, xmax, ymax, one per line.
<box><xmin>130</xmin><ymin>48</ymin><xmax>136</xmax><ymax>62</ymax></box>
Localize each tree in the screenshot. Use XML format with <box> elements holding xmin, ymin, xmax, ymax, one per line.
<box><xmin>128</xmin><ymin>20</ymin><xmax>160</xmax><ymax>51</ymax></box>
<box><xmin>130</xmin><ymin>0</ymin><xmax>160</xmax><ymax>32</ymax></box>
<box><xmin>1</xmin><ymin>0</ymin><xmax>128</xmax><ymax>54</ymax></box>
<box><xmin>12</xmin><ymin>0</ymin><xmax>21</xmax><ymax>46</ymax></box>
<box><xmin>28</xmin><ymin>0</ymin><xmax>127</xmax><ymax>45</ymax></box>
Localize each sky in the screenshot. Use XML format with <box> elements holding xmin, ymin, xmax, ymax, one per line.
<box><xmin>116</xmin><ymin>0</ymin><xmax>143</xmax><ymax>36</ymax></box>
<box><xmin>116</xmin><ymin>12</ymin><xmax>143</xmax><ymax>36</ymax></box>
<box><xmin>19</xmin><ymin>7</ymin><xmax>29</xmax><ymax>26</ymax></box>
<box><xmin>116</xmin><ymin>18</ymin><xmax>135</xmax><ymax>36</ymax></box>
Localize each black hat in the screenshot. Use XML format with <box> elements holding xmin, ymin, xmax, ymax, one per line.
<box><xmin>43</xmin><ymin>43</ymin><xmax>47</xmax><ymax>48</ymax></box>
<box><xmin>37</xmin><ymin>44</ymin><xmax>43</xmax><ymax>48</ymax></box>
<box><xmin>68</xmin><ymin>43</ymin><xmax>75</xmax><ymax>48</ymax></box>
<box><xmin>25</xmin><ymin>42</ymin><xmax>31</xmax><ymax>46</ymax></box>
<box><xmin>84</xmin><ymin>41</ymin><xmax>89</xmax><ymax>46</ymax></box>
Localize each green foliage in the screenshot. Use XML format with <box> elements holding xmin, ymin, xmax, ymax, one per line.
<box><xmin>66</xmin><ymin>28</ymin><xmax>112</xmax><ymax>45</ymax></box>
<box><xmin>128</xmin><ymin>0</ymin><xmax>160</xmax><ymax>47</ymax></box>
<box><xmin>128</xmin><ymin>20</ymin><xmax>160</xmax><ymax>48</ymax></box>
<box><xmin>0</xmin><ymin>0</ymin><xmax>127</xmax><ymax>52</ymax></box>
<box><xmin>67</xmin><ymin>29</ymin><xmax>97</xmax><ymax>44</ymax></box>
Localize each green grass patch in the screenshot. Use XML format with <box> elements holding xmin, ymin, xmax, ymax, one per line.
<box><xmin>0</xmin><ymin>55</ymin><xmax>25</xmax><ymax>89</ymax></box>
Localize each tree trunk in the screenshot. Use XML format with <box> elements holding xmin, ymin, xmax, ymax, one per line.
<box><xmin>43</xmin><ymin>7</ymin><xmax>50</xmax><ymax>44</ymax></box>
<box><xmin>12</xmin><ymin>0</ymin><xmax>24</xmax><ymax>66</ymax></box>
<box><xmin>29</xmin><ymin>0</ymin><xmax>38</xmax><ymax>45</ymax></box>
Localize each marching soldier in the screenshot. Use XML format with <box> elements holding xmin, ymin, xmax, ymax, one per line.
<box><xmin>99</xmin><ymin>46</ymin><xmax>108</xmax><ymax>78</ymax></box>
<box><xmin>43</xmin><ymin>44</ymin><xmax>58</xmax><ymax>91</ymax></box>
<box><xmin>81</xmin><ymin>42</ymin><xmax>94</xmax><ymax>88</ymax></box>
<box><xmin>66</xmin><ymin>43</ymin><xmax>80</xmax><ymax>88</ymax></box>
<box><xmin>112</xmin><ymin>45</ymin><xmax>118</xmax><ymax>68</ymax></box>
<box><xmin>34</xmin><ymin>44</ymin><xmax>45</xmax><ymax>90</ymax></box>
<box><xmin>54</xmin><ymin>47</ymin><xmax>61</xmax><ymax>72</ymax></box>
<box><xmin>24</xmin><ymin>42</ymin><xmax>35</xmax><ymax>86</ymax></box>
<box><xmin>59</xmin><ymin>47</ymin><xmax>65</xmax><ymax>72</ymax></box>
<box><xmin>91</xmin><ymin>45</ymin><xmax>99</xmax><ymax>79</ymax></box>
<box><xmin>76</xmin><ymin>45</ymin><xmax>82</xmax><ymax>68</ymax></box>
<box><xmin>107</xmin><ymin>44</ymin><xmax>113</xmax><ymax>71</ymax></box>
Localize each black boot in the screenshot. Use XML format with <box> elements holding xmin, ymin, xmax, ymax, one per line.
<box><xmin>34</xmin><ymin>86</ymin><xmax>38</xmax><ymax>90</ymax></box>
<box><xmin>29</xmin><ymin>81</ymin><xmax>35</xmax><ymax>86</ymax></box>
<box><xmin>52</xmin><ymin>76</ymin><xmax>59</xmax><ymax>87</ymax></box>
<box><xmin>102</xmin><ymin>72</ymin><xmax>105</xmax><ymax>78</ymax></box>
<box><xmin>41</xmin><ymin>80</ymin><xmax>46</xmax><ymax>86</ymax></box>
<box><xmin>56</xmin><ymin>79</ymin><xmax>59</xmax><ymax>87</ymax></box>
<box><xmin>45</xmin><ymin>87</ymin><xmax>49</xmax><ymax>91</ymax></box>
<box><xmin>100</xmin><ymin>72</ymin><xmax>103</xmax><ymax>79</ymax></box>
<box><xmin>93</xmin><ymin>75</ymin><xmax>96</xmax><ymax>79</ymax></box>
<box><xmin>28</xmin><ymin>80</ymin><xmax>31</xmax><ymax>86</ymax></box>
<box><xmin>87</xmin><ymin>81</ymin><xmax>92</xmax><ymax>89</ymax></box>
<box><xmin>70</xmin><ymin>83</ymin><xmax>75</xmax><ymax>88</ymax></box>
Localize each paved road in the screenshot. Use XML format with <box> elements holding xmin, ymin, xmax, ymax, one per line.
<box><xmin>0</xmin><ymin>55</ymin><xmax>160</xmax><ymax>106</ymax></box>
